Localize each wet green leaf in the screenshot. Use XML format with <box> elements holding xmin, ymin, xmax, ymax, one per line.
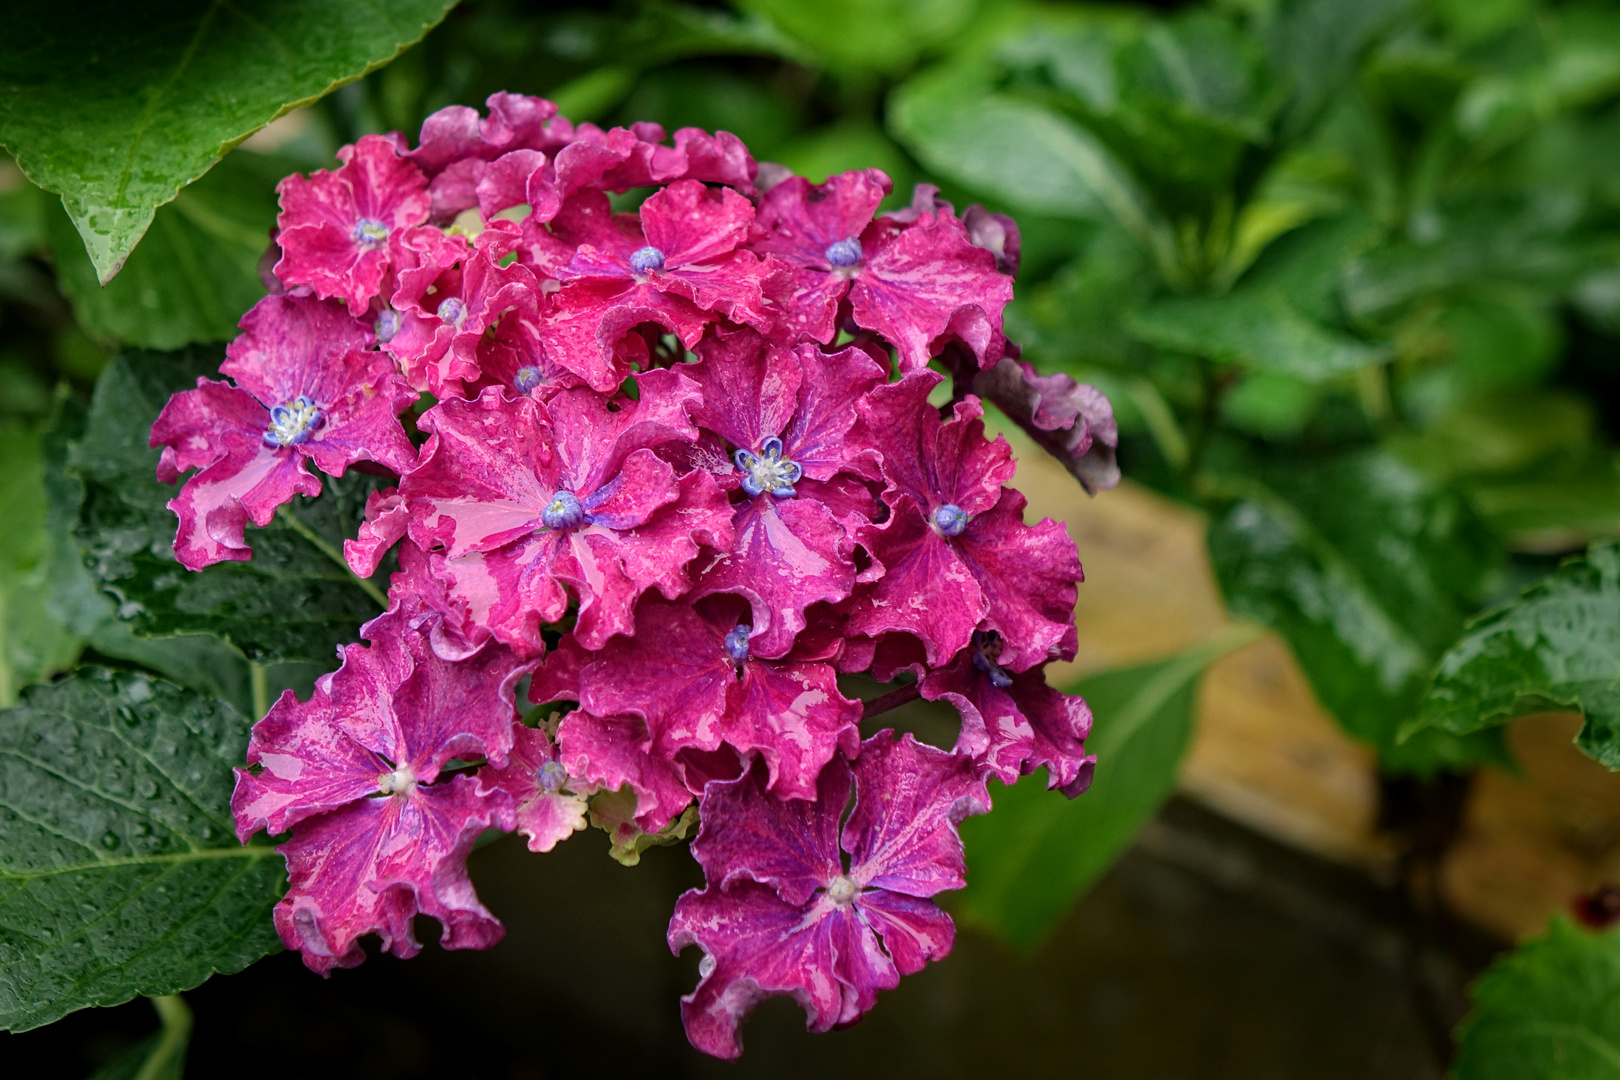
<box><xmin>1415</xmin><ymin>543</ymin><xmax>1620</xmax><ymax>768</ymax></box>
<box><xmin>0</xmin><ymin>668</ymin><xmax>284</xmax><ymax>1032</ymax></box>
<box><xmin>0</xmin><ymin>1</ymin><xmax>456</xmax><ymax>281</ymax></box>
<box><xmin>0</xmin><ymin>421</ymin><xmax>80</xmax><ymax>706</ymax></box>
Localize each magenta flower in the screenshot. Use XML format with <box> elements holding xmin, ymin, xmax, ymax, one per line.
<box><xmin>668</xmin><ymin>732</ymin><xmax>989</xmax><ymax>1059</ymax></box>
<box><xmin>967</xmin><ymin>354</ymin><xmax>1121</xmax><ymax>495</ymax></box>
<box><xmin>553</xmin><ymin>122</ymin><xmax>756</xmax><ymax>199</ymax></box>
<box><xmin>231</xmin><ymin>606</ymin><xmax>534</xmax><ymax>973</ymax></box>
<box><xmin>464</xmin><ymin>301</ymin><xmax>585</xmax><ymax>402</ymax></box>
<box><xmin>845</xmin><ymin>372</ymin><xmax>1082</xmax><ymax>672</ymax></box>
<box><xmin>410</xmin><ymin>93</ymin><xmax>576</xmax><ymax>220</ymax></box>
<box><xmin>921</xmin><ymin>630</ymin><xmax>1095</xmax><ymax>795</ymax></box>
<box><xmin>573</xmin><ymin>594</ymin><xmax>863</xmax><ymax>802</ymax></box>
<box><xmin>476</xmin><ymin>720</ymin><xmax>591</xmax><ymax>853</ymax></box>
<box><xmin>400</xmin><ymin>370</ymin><xmax>733</xmax><ymax>654</ymax></box>
<box><xmin>273</xmin><ymin>134</ymin><xmax>432</xmax><ymax>314</ymax></box>
<box><xmin>680</xmin><ymin>328</ymin><xmax>886</xmax><ymax>656</ymax></box>
<box><xmin>385</xmin><ymin>220</ymin><xmax>536</xmax><ymax>398</ymax></box>
<box><xmin>753</xmin><ymin>171</ymin><xmax>1013</xmax><ymax>371</ymax></box>
<box><xmin>150</xmin><ymin>294</ymin><xmax>417</xmax><ymax>570</ymax></box>
<box><xmin>537</xmin><ymin>180</ymin><xmax>774</xmax><ymax>391</ymax></box>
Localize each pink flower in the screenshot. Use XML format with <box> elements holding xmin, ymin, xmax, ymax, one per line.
<box><xmin>844</xmin><ymin>372</ymin><xmax>1083</xmax><ymax>672</ymax></box>
<box><xmin>921</xmin><ymin>630</ymin><xmax>1095</xmax><ymax>795</ymax></box>
<box><xmin>410</xmin><ymin>93</ymin><xmax>576</xmax><ymax>220</ymax></box>
<box><xmin>476</xmin><ymin>721</ymin><xmax>591</xmax><ymax>853</ymax></box>
<box><xmin>231</xmin><ymin>606</ymin><xmax>534</xmax><ymax>973</ymax></box>
<box><xmin>273</xmin><ymin>134</ymin><xmax>432</xmax><ymax>314</ymax></box>
<box><xmin>754</xmin><ymin>172</ymin><xmax>1013</xmax><ymax>371</ymax></box>
<box><xmin>150</xmin><ymin>295</ymin><xmax>417</xmax><ymax>570</ymax></box>
<box><xmin>668</xmin><ymin>732</ymin><xmax>988</xmax><ymax>1059</ymax></box>
<box><xmin>571</xmin><ymin>594</ymin><xmax>863</xmax><ymax>802</ymax></box>
<box><xmin>399</xmin><ymin>370</ymin><xmax>733</xmax><ymax>654</ymax></box>
<box><xmin>537</xmin><ymin>181</ymin><xmax>774</xmax><ymax>392</ymax></box>
<box><xmin>681</xmin><ymin>327</ymin><xmax>886</xmax><ymax>657</ymax></box>
<box><xmin>384</xmin><ymin>220</ymin><xmax>536</xmax><ymax>398</ymax></box>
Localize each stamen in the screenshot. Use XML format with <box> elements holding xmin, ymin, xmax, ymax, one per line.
<box><xmin>352</xmin><ymin>218</ymin><xmax>389</xmax><ymax>247</ymax></box>
<box><xmin>537</xmin><ymin>760</ymin><xmax>568</xmax><ymax>793</ymax></box>
<box><xmin>933</xmin><ymin>504</ymin><xmax>968</xmax><ymax>537</ymax></box>
<box><xmin>513</xmin><ymin>365</ymin><xmax>544</xmax><ymax>394</ymax></box>
<box><xmin>733</xmin><ymin>437</ymin><xmax>803</xmax><ymax>498</ymax></box>
<box><xmin>541</xmin><ymin>490</ymin><xmax>585</xmax><ymax>530</ymax></box>
<box><xmin>376</xmin><ymin>764</ymin><xmax>416</xmax><ymax>796</ymax></box>
<box><xmin>262</xmin><ymin>395</ymin><xmax>324</xmax><ymax>448</ymax></box>
<box><xmin>825</xmin><ymin>875</ymin><xmax>859</xmax><ymax>906</ymax></box>
<box><xmin>374</xmin><ymin>308</ymin><xmax>401</xmax><ymax>343</ymax></box>
<box><xmin>724</xmin><ymin>624</ymin><xmax>752</xmax><ymax>664</ymax></box>
<box><xmin>825</xmin><ymin>237</ymin><xmax>863</xmax><ymax>269</ymax></box>
<box><xmin>437</xmin><ymin>296</ymin><xmax>466</xmax><ymax>325</ymax></box>
<box><xmin>970</xmin><ymin>630</ymin><xmax>1014</xmax><ymax>689</ymax></box>
<box><xmin>629</xmin><ymin>246</ymin><xmax>666</xmax><ymax>274</ymax></box>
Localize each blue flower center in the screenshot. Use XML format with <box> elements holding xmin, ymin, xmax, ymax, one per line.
<box><xmin>352</xmin><ymin>218</ymin><xmax>389</xmax><ymax>247</ymax></box>
<box><xmin>513</xmin><ymin>366</ymin><xmax>544</xmax><ymax>394</ymax></box>
<box><xmin>629</xmin><ymin>246</ymin><xmax>665</xmax><ymax>274</ymax></box>
<box><xmin>933</xmin><ymin>504</ymin><xmax>968</xmax><ymax>537</ymax></box>
<box><xmin>537</xmin><ymin>760</ymin><xmax>568</xmax><ymax>793</ymax></box>
<box><xmin>723</xmin><ymin>624</ymin><xmax>752</xmax><ymax>664</ymax></box>
<box><xmin>970</xmin><ymin>629</ymin><xmax>1013</xmax><ymax>689</ymax></box>
<box><xmin>374</xmin><ymin>308</ymin><xmax>401</xmax><ymax>343</ymax></box>
<box><xmin>734</xmin><ymin>437</ymin><xmax>803</xmax><ymax>498</ymax></box>
<box><xmin>825</xmin><ymin>237</ymin><xmax>863</xmax><ymax>268</ymax></box>
<box><xmin>541</xmin><ymin>490</ymin><xmax>584</xmax><ymax>530</ymax></box>
<box><xmin>436</xmin><ymin>296</ymin><xmax>466</xmax><ymax>325</ymax></box>
<box><xmin>262</xmin><ymin>396</ymin><xmax>324</xmax><ymax>448</ymax></box>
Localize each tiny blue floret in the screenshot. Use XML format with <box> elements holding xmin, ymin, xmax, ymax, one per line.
<box><xmin>629</xmin><ymin>246</ymin><xmax>666</xmax><ymax>274</ymax></box>
<box><xmin>825</xmin><ymin>237</ymin><xmax>863</xmax><ymax>269</ymax></box>
<box><xmin>262</xmin><ymin>395</ymin><xmax>324</xmax><ymax>448</ymax></box>
<box><xmin>352</xmin><ymin>218</ymin><xmax>389</xmax><ymax>247</ymax></box>
<box><xmin>734</xmin><ymin>437</ymin><xmax>803</xmax><ymax>498</ymax></box>
<box><xmin>514</xmin><ymin>366</ymin><xmax>544</xmax><ymax>394</ymax></box>
<box><xmin>970</xmin><ymin>630</ymin><xmax>1014</xmax><ymax>689</ymax></box>
<box><xmin>541</xmin><ymin>490</ymin><xmax>585</xmax><ymax>530</ymax></box>
<box><xmin>374</xmin><ymin>308</ymin><xmax>402</xmax><ymax>343</ymax></box>
<box><xmin>437</xmin><ymin>296</ymin><xmax>467</xmax><ymax>325</ymax></box>
<box><xmin>933</xmin><ymin>504</ymin><xmax>968</xmax><ymax>537</ymax></box>
<box><xmin>724</xmin><ymin>624</ymin><xmax>752</xmax><ymax>664</ymax></box>
<box><xmin>537</xmin><ymin>760</ymin><xmax>569</xmax><ymax>793</ymax></box>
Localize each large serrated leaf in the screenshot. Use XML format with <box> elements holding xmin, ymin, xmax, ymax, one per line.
<box><xmin>953</xmin><ymin>625</ymin><xmax>1262</xmax><ymax>950</ymax></box>
<box><xmin>1453</xmin><ymin>918</ymin><xmax>1620</xmax><ymax>1080</ymax></box>
<box><xmin>0</xmin><ymin>0</ymin><xmax>456</xmax><ymax>282</ymax></box>
<box><xmin>1415</xmin><ymin>542</ymin><xmax>1620</xmax><ymax>769</ymax></box>
<box><xmin>0</xmin><ymin>668</ymin><xmax>284</xmax><ymax>1032</ymax></box>
<box><xmin>1207</xmin><ymin>451</ymin><xmax>1507</xmax><ymax>772</ymax></box>
<box><xmin>70</xmin><ymin>347</ymin><xmax>389</xmax><ymax>666</ymax></box>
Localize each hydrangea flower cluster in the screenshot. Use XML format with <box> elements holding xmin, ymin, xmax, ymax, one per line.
<box><xmin>152</xmin><ymin>92</ymin><xmax>1119</xmax><ymax>1058</ymax></box>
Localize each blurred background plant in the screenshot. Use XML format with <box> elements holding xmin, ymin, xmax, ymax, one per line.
<box><xmin>2</xmin><ymin>1</ymin><xmax>1618</xmax><ymax>1076</ymax></box>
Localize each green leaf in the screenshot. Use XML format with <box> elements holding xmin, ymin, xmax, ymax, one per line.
<box><xmin>1453</xmin><ymin>918</ymin><xmax>1620</xmax><ymax>1080</ymax></box>
<box><xmin>1466</xmin><ymin>449</ymin><xmax>1620</xmax><ymax>555</ymax></box>
<box><xmin>88</xmin><ymin>995</ymin><xmax>192</xmax><ymax>1080</ymax></box>
<box><xmin>1415</xmin><ymin>543</ymin><xmax>1620</xmax><ymax>769</ymax></box>
<box><xmin>888</xmin><ymin>63</ymin><xmax>1179</xmax><ymax>282</ymax></box>
<box><xmin>1127</xmin><ymin>288</ymin><xmax>1390</xmax><ymax>380</ymax></box>
<box><xmin>0</xmin><ymin>421</ymin><xmax>81</xmax><ymax>706</ymax></box>
<box><xmin>46</xmin><ymin>151</ymin><xmax>293</xmax><ymax>350</ymax></box>
<box><xmin>1264</xmin><ymin>0</ymin><xmax>1417</xmax><ymax>137</ymax></box>
<box><xmin>1206</xmin><ymin>451</ymin><xmax>1506</xmax><ymax>770</ymax></box>
<box><xmin>0</xmin><ymin>668</ymin><xmax>285</xmax><ymax>1032</ymax></box>
<box><xmin>735</xmin><ymin>0</ymin><xmax>978</xmax><ymax>72</ymax></box>
<box><xmin>953</xmin><ymin>625</ymin><xmax>1264</xmax><ymax>950</ymax></box>
<box><xmin>0</xmin><ymin>0</ymin><xmax>456</xmax><ymax>282</ymax></box>
<box><xmin>70</xmin><ymin>347</ymin><xmax>388</xmax><ymax>666</ymax></box>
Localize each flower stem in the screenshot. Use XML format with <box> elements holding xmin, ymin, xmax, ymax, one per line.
<box><xmin>136</xmin><ymin>994</ymin><xmax>192</xmax><ymax>1080</ymax></box>
<box><xmin>276</xmin><ymin>504</ymin><xmax>389</xmax><ymax>608</ymax></box>
<box><xmin>250</xmin><ymin>661</ymin><xmax>270</xmax><ymax>720</ymax></box>
<box><xmin>862</xmin><ymin>682</ymin><xmax>921</xmax><ymax>720</ymax></box>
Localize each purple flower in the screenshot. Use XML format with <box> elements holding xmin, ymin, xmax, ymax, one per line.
<box><xmin>573</xmin><ymin>594</ymin><xmax>863</xmax><ymax>802</ymax></box>
<box><xmin>150</xmin><ymin>294</ymin><xmax>417</xmax><ymax>570</ymax></box>
<box><xmin>922</xmin><ymin>630</ymin><xmax>1095</xmax><ymax>795</ymax></box>
<box><xmin>231</xmin><ymin>606</ymin><xmax>534</xmax><ymax>973</ymax></box>
<box><xmin>272</xmin><ymin>134</ymin><xmax>431</xmax><ymax>314</ymax></box>
<box><xmin>400</xmin><ymin>370</ymin><xmax>734</xmax><ymax>654</ymax></box>
<box><xmin>845</xmin><ymin>371</ymin><xmax>1083</xmax><ymax>672</ymax></box>
<box><xmin>682</xmin><ymin>328</ymin><xmax>886</xmax><ymax>657</ymax></box>
<box><xmin>476</xmin><ymin>720</ymin><xmax>591</xmax><ymax>853</ymax></box>
<box><xmin>754</xmin><ymin>172</ymin><xmax>1013</xmax><ymax>372</ymax></box>
<box><xmin>967</xmin><ymin>355</ymin><xmax>1121</xmax><ymax>494</ymax></box>
<box><xmin>668</xmin><ymin>731</ymin><xmax>988</xmax><ymax>1059</ymax></box>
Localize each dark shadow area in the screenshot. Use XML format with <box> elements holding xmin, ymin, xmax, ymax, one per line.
<box><xmin>3</xmin><ymin>797</ymin><xmax>1500</xmax><ymax>1079</ymax></box>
